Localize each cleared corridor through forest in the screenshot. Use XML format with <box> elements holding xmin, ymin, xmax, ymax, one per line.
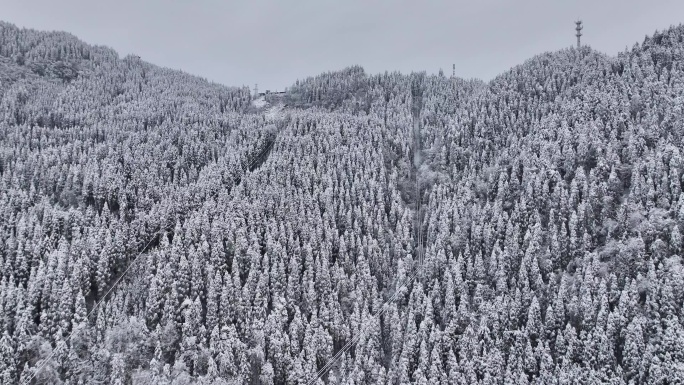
<box><xmin>305</xmin><ymin>81</ymin><xmax>428</xmax><ymax>385</ymax></box>
<box><xmin>411</xmin><ymin>84</ymin><xmax>425</xmax><ymax>267</ymax></box>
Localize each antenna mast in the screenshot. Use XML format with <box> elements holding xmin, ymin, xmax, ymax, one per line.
<box><xmin>452</xmin><ymin>64</ymin><xmax>455</xmax><ymax>78</ymax></box>
<box><xmin>575</xmin><ymin>20</ymin><xmax>583</xmax><ymax>48</ymax></box>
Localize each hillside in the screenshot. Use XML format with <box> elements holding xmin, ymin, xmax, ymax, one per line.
<box><xmin>1</xmin><ymin>20</ymin><xmax>684</xmax><ymax>385</ymax></box>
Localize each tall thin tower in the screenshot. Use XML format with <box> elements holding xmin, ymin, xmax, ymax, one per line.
<box><xmin>452</xmin><ymin>64</ymin><xmax>455</xmax><ymax>78</ymax></box>
<box><xmin>254</xmin><ymin>83</ymin><xmax>258</xmax><ymax>97</ymax></box>
<box><xmin>575</xmin><ymin>20</ymin><xmax>583</xmax><ymax>48</ymax></box>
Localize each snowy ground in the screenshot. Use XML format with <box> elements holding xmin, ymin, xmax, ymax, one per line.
<box><xmin>265</xmin><ymin>104</ymin><xmax>284</xmax><ymax>121</ymax></box>
<box><xmin>252</xmin><ymin>96</ymin><xmax>268</xmax><ymax>108</ymax></box>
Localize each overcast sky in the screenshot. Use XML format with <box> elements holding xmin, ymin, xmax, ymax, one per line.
<box><xmin>2</xmin><ymin>0</ymin><xmax>684</xmax><ymax>91</ymax></box>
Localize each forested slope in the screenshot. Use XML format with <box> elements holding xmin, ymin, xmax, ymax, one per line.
<box><xmin>1</xmin><ymin>20</ymin><xmax>684</xmax><ymax>385</ymax></box>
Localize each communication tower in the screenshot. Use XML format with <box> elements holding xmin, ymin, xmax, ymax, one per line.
<box><xmin>575</xmin><ymin>20</ymin><xmax>583</xmax><ymax>48</ymax></box>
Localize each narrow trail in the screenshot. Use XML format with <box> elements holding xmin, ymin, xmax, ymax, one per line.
<box><xmin>247</xmin><ymin>137</ymin><xmax>276</xmax><ymax>172</ymax></box>
<box><xmin>235</xmin><ymin>105</ymin><xmax>286</xmax><ymax>185</ymax></box>
<box><xmin>411</xmin><ymin>86</ymin><xmax>425</xmax><ymax>267</ymax></box>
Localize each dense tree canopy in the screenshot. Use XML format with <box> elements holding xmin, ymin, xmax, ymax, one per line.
<box><xmin>1</xmin><ymin>20</ymin><xmax>684</xmax><ymax>384</ymax></box>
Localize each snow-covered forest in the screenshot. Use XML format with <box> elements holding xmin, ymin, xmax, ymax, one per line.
<box><xmin>1</xmin><ymin>20</ymin><xmax>684</xmax><ymax>384</ymax></box>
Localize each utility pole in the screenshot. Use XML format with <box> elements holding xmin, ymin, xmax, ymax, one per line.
<box><xmin>575</xmin><ymin>20</ymin><xmax>583</xmax><ymax>49</ymax></box>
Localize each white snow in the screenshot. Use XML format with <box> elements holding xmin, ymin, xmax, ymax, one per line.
<box><xmin>252</xmin><ymin>96</ymin><xmax>268</xmax><ymax>108</ymax></box>
<box><xmin>265</xmin><ymin>104</ymin><xmax>284</xmax><ymax>121</ymax></box>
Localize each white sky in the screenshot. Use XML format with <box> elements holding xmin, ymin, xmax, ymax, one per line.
<box><xmin>2</xmin><ymin>0</ymin><xmax>684</xmax><ymax>91</ymax></box>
